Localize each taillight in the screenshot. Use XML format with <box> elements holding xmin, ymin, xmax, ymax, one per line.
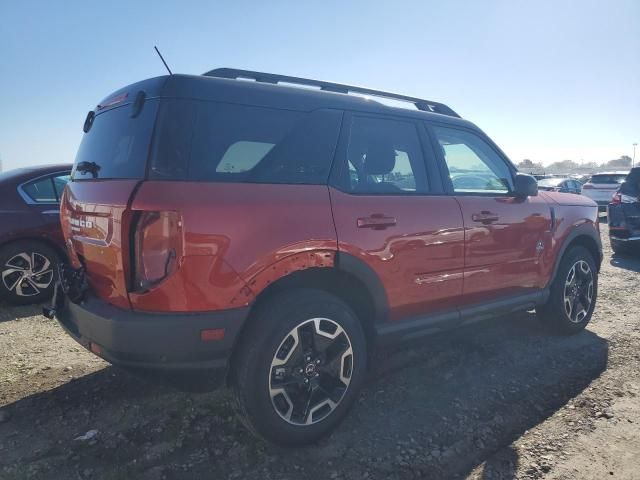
<box><xmin>611</xmin><ymin>192</ymin><xmax>622</xmax><ymax>205</ymax></box>
<box><xmin>132</xmin><ymin>211</ymin><xmax>182</xmax><ymax>291</ymax></box>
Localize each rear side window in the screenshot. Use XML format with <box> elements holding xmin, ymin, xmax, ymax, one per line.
<box><xmin>21</xmin><ymin>173</ymin><xmax>70</xmax><ymax>203</ymax></box>
<box><xmin>151</xmin><ymin>100</ymin><xmax>342</xmax><ymax>184</ymax></box>
<box><xmin>20</xmin><ymin>175</ymin><xmax>69</xmax><ymax>203</ymax></box>
<box><xmin>22</xmin><ymin>177</ymin><xmax>57</xmax><ymax>203</ymax></box>
<box><xmin>72</xmin><ymin>100</ymin><xmax>159</xmax><ymax>180</ymax></box>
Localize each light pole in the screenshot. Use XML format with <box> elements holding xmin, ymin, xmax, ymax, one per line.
<box><xmin>634</xmin><ymin>143</ymin><xmax>637</xmax><ymax>168</ymax></box>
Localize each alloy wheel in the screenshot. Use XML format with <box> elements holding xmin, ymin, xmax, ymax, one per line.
<box><xmin>1</xmin><ymin>252</ymin><xmax>54</xmax><ymax>297</ymax></box>
<box><xmin>269</xmin><ymin>318</ymin><xmax>354</xmax><ymax>426</ymax></box>
<box><xmin>563</xmin><ymin>259</ymin><xmax>594</xmax><ymax>323</ymax></box>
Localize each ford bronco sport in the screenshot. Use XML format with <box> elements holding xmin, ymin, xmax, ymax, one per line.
<box><xmin>46</xmin><ymin>69</ymin><xmax>602</xmax><ymax>445</ymax></box>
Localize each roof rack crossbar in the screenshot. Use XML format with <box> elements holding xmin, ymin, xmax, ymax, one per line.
<box><xmin>203</xmin><ymin>68</ymin><xmax>460</xmax><ymax>118</ymax></box>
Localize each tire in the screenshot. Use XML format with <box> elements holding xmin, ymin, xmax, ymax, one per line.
<box><xmin>0</xmin><ymin>241</ymin><xmax>60</xmax><ymax>305</ymax></box>
<box><xmin>231</xmin><ymin>288</ymin><xmax>367</xmax><ymax>446</ymax></box>
<box><xmin>536</xmin><ymin>246</ymin><xmax>597</xmax><ymax>334</ymax></box>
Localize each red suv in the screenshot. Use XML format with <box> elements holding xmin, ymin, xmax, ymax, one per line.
<box><xmin>47</xmin><ymin>69</ymin><xmax>602</xmax><ymax>445</ymax></box>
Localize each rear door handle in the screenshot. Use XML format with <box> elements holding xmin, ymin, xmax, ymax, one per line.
<box><xmin>471</xmin><ymin>211</ymin><xmax>499</xmax><ymax>224</ymax></box>
<box><xmin>357</xmin><ymin>214</ymin><xmax>397</xmax><ymax>229</ymax></box>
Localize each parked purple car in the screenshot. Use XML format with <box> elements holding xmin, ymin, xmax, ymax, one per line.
<box><xmin>0</xmin><ymin>164</ymin><xmax>71</xmax><ymax>304</ymax></box>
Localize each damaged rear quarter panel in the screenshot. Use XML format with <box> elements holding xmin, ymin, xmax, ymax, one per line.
<box><xmin>129</xmin><ymin>182</ymin><xmax>337</xmax><ymax>312</ymax></box>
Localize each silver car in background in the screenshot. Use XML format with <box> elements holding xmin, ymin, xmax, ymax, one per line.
<box><xmin>581</xmin><ymin>171</ymin><xmax>628</xmax><ymax>210</ymax></box>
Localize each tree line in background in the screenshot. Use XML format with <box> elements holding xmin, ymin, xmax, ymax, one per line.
<box><xmin>517</xmin><ymin>156</ymin><xmax>633</xmax><ymax>174</ymax></box>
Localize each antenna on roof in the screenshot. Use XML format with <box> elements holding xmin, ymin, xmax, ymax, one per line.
<box><xmin>154</xmin><ymin>46</ymin><xmax>173</xmax><ymax>75</ymax></box>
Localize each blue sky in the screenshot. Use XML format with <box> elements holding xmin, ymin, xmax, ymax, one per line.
<box><xmin>1</xmin><ymin>0</ymin><xmax>638</xmax><ymax>171</ymax></box>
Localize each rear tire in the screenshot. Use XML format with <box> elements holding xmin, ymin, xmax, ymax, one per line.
<box><xmin>536</xmin><ymin>246</ymin><xmax>597</xmax><ymax>334</ymax></box>
<box><xmin>231</xmin><ymin>289</ymin><xmax>367</xmax><ymax>446</ymax></box>
<box><xmin>0</xmin><ymin>241</ymin><xmax>60</xmax><ymax>305</ymax></box>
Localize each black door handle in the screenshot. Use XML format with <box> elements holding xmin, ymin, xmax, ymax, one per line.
<box><xmin>471</xmin><ymin>211</ymin><xmax>499</xmax><ymax>224</ymax></box>
<box><xmin>357</xmin><ymin>214</ymin><xmax>397</xmax><ymax>229</ymax></box>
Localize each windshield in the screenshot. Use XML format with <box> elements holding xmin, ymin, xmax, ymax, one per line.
<box><xmin>72</xmin><ymin>100</ymin><xmax>159</xmax><ymax>181</ymax></box>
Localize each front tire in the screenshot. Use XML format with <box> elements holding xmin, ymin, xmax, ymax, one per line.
<box><xmin>231</xmin><ymin>289</ymin><xmax>367</xmax><ymax>445</ymax></box>
<box><xmin>0</xmin><ymin>241</ymin><xmax>60</xmax><ymax>305</ymax></box>
<box><xmin>536</xmin><ymin>246</ymin><xmax>597</xmax><ymax>334</ymax></box>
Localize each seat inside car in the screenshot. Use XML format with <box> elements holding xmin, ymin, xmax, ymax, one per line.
<box><xmin>357</xmin><ymin>138</ymin><xmax>401</xmax><ymax>193</ymax></box>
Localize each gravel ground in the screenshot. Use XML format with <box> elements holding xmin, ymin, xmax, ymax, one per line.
<box><xmin>1</xmin><ymin>225</ymin><xmax>639</xmax><ymax>480</ymax></box>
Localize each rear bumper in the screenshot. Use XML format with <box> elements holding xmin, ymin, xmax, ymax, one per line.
<box><xmin>54</xmin><ymin>294</ymin><xmax>249</xmax><ymax>379</ymax></box>
<box><xmin>608</xmin><ymin>203</ymin><xmax>640</xmax><ymax>242</ymax></box>
<box><xmin>583</xmin><ymin>194</ymin><xmax>613</xmax><ymax>209</ymax></box>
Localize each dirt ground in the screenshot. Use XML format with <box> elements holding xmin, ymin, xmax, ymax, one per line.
<box><xmin>1</xmin><ymin>225</ymin><xmax>639</xmax><ymax>480</ymax></box>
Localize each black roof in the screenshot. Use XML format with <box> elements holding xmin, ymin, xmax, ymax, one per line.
<box><xmin>101</xmin><ymin>71</ymin><xmax>477</xmax><ymax>131</ymax></box>
<box><xmin>161</xmin><ymin>72</ymin><xmax>476</xmax><ymax>129</ymax></box>
<box><xmin>204</xmin><ymin>68</ymin><xmax>461</xmax><ymax>117</ymax></box>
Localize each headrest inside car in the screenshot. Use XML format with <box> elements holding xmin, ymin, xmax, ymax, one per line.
<box><xmin>364</xmin><ymin>140</ymin><xmax>396</xmax><ymax>175</ymax></box>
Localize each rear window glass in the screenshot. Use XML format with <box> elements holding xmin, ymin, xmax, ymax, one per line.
<box><xmin>151</xmin><ymin>100</ymin><xmax>342</xmax><ymax>184</ymax></box>
<box><xmin>590</xmin><ymin>174</ymin><xmax>627</xmax><ymax>184</ymax></box>
<box><xmin>72</xmin><ymin>100</ymin><xmax>159</xmax><ymax>180</ymax></box>
<box><xmin>620</xmin><ymin>169</ymin><xmax>640</xmax><ymax>195</ymax></box>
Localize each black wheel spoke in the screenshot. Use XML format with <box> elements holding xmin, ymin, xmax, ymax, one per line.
<box><xmin>571</xmin><ymin>296</ymin><xmax>580</xmax><ymax>320</ymax></box>
<box><xmin>301</xmin><ymin>387</ymin><xmax>317</xmax><ymax>423</ymax></box>
<box><xmin>323</xmin><ymin>336</ymin><xmax>349</xmax><ymax>364</ymax></box>
<box><xmin>300</xmin><ymin>324</ymin><xmax>316</xmax><ymax>355</ymax></box>
<box><xmin>318</xmin><ymin>377</ymin><xmax>346</xmax><ymax>402</ymax></box>
<box><xmin>271</xmin><ymin>374</ymin><xmax>300</xmax><ymax>389</ymax></box>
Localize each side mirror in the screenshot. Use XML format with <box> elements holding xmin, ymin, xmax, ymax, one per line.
<box><xmin>513</xmin><ymin>173</ymin><xmax>538</xmax><ymax>197</ymax></box>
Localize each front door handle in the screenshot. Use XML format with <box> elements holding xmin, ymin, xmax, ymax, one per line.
<box><xmin>471</xmin><ymin>211</ymin><xmax>499</xmax><ymax>224</ymax></box>
<box><xmin>357</xmin><ymin>214</ymin><xmax>397</xmax><ymax>229</ymax></box>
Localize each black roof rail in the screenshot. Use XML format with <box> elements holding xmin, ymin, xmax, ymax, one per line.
<box><xmin>203</xmin><ymin>68</ymin><xmax>460</xmax><ymax>118</ymax></box>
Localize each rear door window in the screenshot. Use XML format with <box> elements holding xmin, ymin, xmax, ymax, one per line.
<box><xmin>333</xmin><ymin>115</ymin><xmax>429</xmax><ymax>194</ymax></box>
<box><xmin>22</xmin><ymin>177</ymin><xmax>57</xmax><ymax>203</ymax></box>
<box><xmin>151</xmin><ymin>100</ymin><xmax>342</xmax><ymax>184</ymax></box>
<box><xmin>21</xmin><ymin>173</ymin><xmax>71</xmax><ymax>203</ymax></box>
<box><xmin>72</xmin><ymin>100</ymin><xmax>159</xmax><ymax>180</ymax></box>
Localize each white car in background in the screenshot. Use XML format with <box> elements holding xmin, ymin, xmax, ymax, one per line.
<box><xmin>581</xmin><ymin>171</ymin><xmax>629</xmax><ymax>210</ymax></box>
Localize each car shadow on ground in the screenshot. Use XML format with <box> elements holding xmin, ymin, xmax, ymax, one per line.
<box><xmin>0</xmin><ymin>300</ymin><xmax>43</xmax><ymax>322</ymax></box>
<box><xmin>610</xmin><ymin>253</ymin><xmax>640</xmax><ymax>273</ymax></box>
<box><xmin>0</xmin><ymin>312</ymin><xmax>608</xmax><ymax>480</ymax></box>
